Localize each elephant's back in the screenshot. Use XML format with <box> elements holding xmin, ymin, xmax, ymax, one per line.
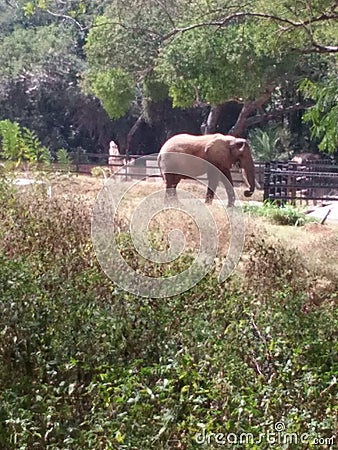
<box><xmin>157</xmin><ymin>134</ymin><xmax>210</xmax><ymax>177</ymax></box>
<box><xmin>159</xmin><ymin>133</ymin><xmax>211</xmax><ymax>156</ymax></box>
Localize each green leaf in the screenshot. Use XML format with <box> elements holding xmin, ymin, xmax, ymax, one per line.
<box><xmin>23</xmin><ymin>1</ymin><xmax>35</xmax><ymax>16</ymax></box>
<box><xmin>88</xmin><ymin>69</ymin><xmax>135</xmax><ymax>119</ymax></box>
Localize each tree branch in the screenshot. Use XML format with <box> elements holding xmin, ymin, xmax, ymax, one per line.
<box><xmin>302</xmin><ymin>43</ymin><xmax>338</xmax><ymax>53</ymax></box>
<box><xmin>230</xmin><ymin>88</ymin><xmax>274</xmax><ymax>136</ymax></box>
<box><xmin>44</xmin><ymin>8</ymin><xmax>84</xmax><ymax>31</ymax></box>
<box><xmin>87</xmin><ymin>8</ymin><xmax>338</xmax><ymax>55</ymax></box>
<box><xmin>245</xmin><ymin>101</ymin><xmax>314</xmax><ymax>127</ymax></box>
<box><xmin>281</xmin><ymin>12</ymin><xmax>338</xmax><ymax>31</ymax></box>
<box><xmin>162</xmin><ymin>10</ymin><xmax>338</xmax><ymax>54</ymax></box>
<box><xmin>153</xmin><ymin>0</ymin><xmax>176</xmax><ymax>29</ymax></box>
<box><xmin>88</xmin><ymin>19</ymin><xmax>165</xmax><ymax>37</ymax></box>
<box><xmin>4</xmin><ymin>0</ymin><xmax>17</xmax><ymax>7</ymax></box>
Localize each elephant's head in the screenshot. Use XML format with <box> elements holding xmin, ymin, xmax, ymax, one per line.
<box><xmin>229</xmin><ymin>138</ymin><xmax>255</xmax><ymax>197</ymax></box>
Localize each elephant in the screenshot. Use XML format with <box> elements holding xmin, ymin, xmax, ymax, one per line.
<box><xmin>157</xmin><ymin>133</ymin><xmax>255</xmax><ymax>206</ymax></box>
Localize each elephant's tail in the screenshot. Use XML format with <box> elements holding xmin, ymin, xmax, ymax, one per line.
<box><xmin>157</xmin><ymin>153</ymin><xmax>165</xmax><ymax>180</ymax></box>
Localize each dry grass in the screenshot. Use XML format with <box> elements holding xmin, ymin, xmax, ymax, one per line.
<box><xmin>34</xmin><ymin>174</ymin><xmax>338</xmax><ymax>289</ymax></box>
<box><xmin>241</xmin><ymin>216</ymin><xmax>338</xmax><ymax>309</ymax></box>
<box><xmin>47</xmin><ymin>172</ymin><xmax>337</xmax><ymax>241</ymax></box>
<box><xmin>259</xmin><ymin>219</ymin><xmax>338</xmax><ymax>278</ymax></box>
<box><xmin>48</xmin><ymin>174</ymin><xmax>256</xmax><ymax>256</ymax></box>
<box><xmin>46</xmin><ymin>173</ymin><xmax>264</xmax><ymax>203</ymax></box>
<box><xmin>5</xmin><ymin>171</ymin><xmax>338</xmax><ymax>312</ymax></box>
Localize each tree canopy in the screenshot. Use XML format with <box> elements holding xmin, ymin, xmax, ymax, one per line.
<box><xmin>84</xmin><ymin>0</ymin><xmax>338</xmax><ymax>150</ymax></box>
<box><xmin>300</xmin><ymin>76</ymin><xmax>338</xmax><ymax>153</ymax></box>
<box><xmin>0</xmin><ymin>0</ymin><xmax>337</xmax><ymax>154</ymax></box>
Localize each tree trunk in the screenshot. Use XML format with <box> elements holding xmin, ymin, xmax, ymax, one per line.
<box><xmin>230</xmin><ymin>89</ymin><xmax>274</xmax><ymax>137</ymax></box>
<box><xmin>229</xmin><ymin>101</ymin><xmax>256</xmax><ymax>137</ymax></box>
<box><xmin>126</xmin><ymin>115</ymin><xmax>146</xmax><ymax>156</ymax></box>
<box><xmin>201</xmin><ymin>104</ymin><xmax>224</xmax><ymax>134</ymax></box>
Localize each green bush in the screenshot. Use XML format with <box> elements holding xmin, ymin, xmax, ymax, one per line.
<box><xmin>0</xmin><ymin>119</ymin><xmax>51</xmax><ymax>166</ymax></box>
<box><xmin>0</xmin><ymin>183</ymin><xmax>336</xmax><ymax>449</ymax></box>
<box><xmin>91</xmin><ymin>166</ymin><xmax>111</xmax><ymax>178</ymax></box>
<box><xmin>243</xmin><ymin>201</ymin><xmax>311</xmax><ymax>226</ymax></box>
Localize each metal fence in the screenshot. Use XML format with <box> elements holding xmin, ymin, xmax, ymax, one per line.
<box><xmin>60</xmin><ymin>152</ymin><xmax>266</xmax><ymax>187</ymax></box>
<box><xmin>54</xmin><ymin>152</ymin><xmax>338</xmax><ymax>204</ymax></box>
<box><xmin>263</xmin><ymin>161</ymin><xmax>338</xmax><ymax>204</ymax></box>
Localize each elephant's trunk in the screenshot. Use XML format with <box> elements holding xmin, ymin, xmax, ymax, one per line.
<box><xmin>241</xmin><ymin>147</ymin><xmax>255</xmax><ymax>197</ymax></box>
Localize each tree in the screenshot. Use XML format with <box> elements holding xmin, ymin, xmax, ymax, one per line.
<box><xmin>84</xmin><ymin>0</ymin><xmax>338</xmax><ymax>141</ymax></box>
<box><xmin>299</xmin><ymin>76</ymin><xmax>338</xmax><ymax>153</ymax></box>
<box><xmin>0</xmin><ymin>24</ymin><xmax>83</xmax><ymax>82</ymax></box>
<box><xmin>0</xmin><ymin>2</ymin><xmax>118</xmax><ymax>154</ymax></box>
<box><xmin>19</xmin><ymin>0</ymin><xmax>110</xmax><ymax>30</ymax></box>
<box><xmin>5</xmin><ymin>0</ymin><xmax>337</xmax><ymax>153</ymax></box>
<box><xmin>0</xmin><ymin>24</ymin><xmax>84</xmax><ymax>150</ymax></box>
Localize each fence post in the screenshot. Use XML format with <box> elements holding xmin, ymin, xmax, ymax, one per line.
<box><xmin>288</xmin><ymin>162</ymin><xmax>297</xmax><ymax>205</ymax></box>
<box><xmin>263</xmin><ymin>162</ymin><xmax>271</xmax><ymax>202</ymax></box>
<box><xmin>75</xmin><ymin>148</ymin><xmax>80</xmax><ymax>175</ymax></box>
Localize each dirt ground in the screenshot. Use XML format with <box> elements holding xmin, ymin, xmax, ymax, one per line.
<box><xmin>12</xmin><ymin>172</ymin><xmax>337</xmax><ymax>299</ymax></box>
<box><xmin>53</xmin><ymin>172</ymin><xmax>337</xmax><ymax>239</ymax></box>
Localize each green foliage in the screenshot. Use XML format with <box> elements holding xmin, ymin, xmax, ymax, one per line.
<box><xmin>22</xmin><ymin>1</ymin><xmax>36</xmax><ymax>16</ymax></box>
<box><xmin>1</xmin><ymin>0</ymin><xmax>337</xmax><ymax>152</ymax></box>
<box><xmin>21</xmin><ymin>127</ymin><xmax>51</xmax><ymax>164</ymax></box>
<box><xmin>0</xmin><ymin>24</ymin><xmax>82</xmax><ymax>82</ymax></box>
<box><xmin>157</xmin><ymin>21</ymin><xmax>295</xmax><ymax>107</ymax></box>
<box><xmin>243</xmin><ymin>201</ymin><xmax>310</xmax><ymax>226</ymax></box>
<box><xmin>84</xmin><ymin>4</ymin><xmax>176</xmax><ymax>116</ymax></box>
<box><xmin>143</xmin><ymin>74</ymin><xmax>169</xmax><ymax>103</ymax></box>
<box><xmin>299</xmin><ymin>77</ymin><xmax>338</xmax><ymax>153</ymax></box>
<box><xmin>84</xmin><ymin>0</ymin><xmax>336</xmax><ymax>116</ymax></box>
<box><xmin>0</xmin><ymin>3</ymin><xmax>111</xmax><ymax>154</ymax></box>
<box><xmin>91</xmin><ymin>166</ymin><xmax>110</xmax><ymax>178</ymax></box>
<box><xmin>0</xmin><ymin>183</ymin><xmax>336</xmax><ymax>448</ymax></box>
<box><xmin>21</xmin><ymin>0</ymin><xmax>110</xmax><ymax>29</ymax></box>
<box><xmin>0</xmin><ymin>119</ymin><xmax>51</xmax><ymax>165</ymax></box>
<box><xmin>248</xmin><ymin>127</ymin><xmax>290</xmax><ymax>162</ymax></box>
<box><xmin>56</xmin><ymin>148</ymin><xmax>73</xmax><ymax>166</ymax></box>
<box><xmin>87</xmin><ymin>68</ymin><xmax>135</xmax><ymax>119</ymax></box>
<box><xmin>0</xmin><ymin>119</ymin><xmax>21</xmax><ymax>159</ymax></box>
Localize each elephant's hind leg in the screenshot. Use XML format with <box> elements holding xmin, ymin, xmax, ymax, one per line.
<box><xmin>205</xmin><ymin>180</ymin><xmax>218</xmax><ymax>204</ymax></box>
<box><xmin>164</xmin><ymin>173</ymin><xmax>181</xmax><ymax>204</ymax></box>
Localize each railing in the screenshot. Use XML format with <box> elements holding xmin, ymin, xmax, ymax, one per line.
<box><xmin>53</xmin><ymin>152</ymin><xmax>338</xmax><ymax>205</ymax></box>
<box><xmin>57</xmin><ymin>153</ymin><xmax>262</xmax><ymax>187</ymax></box>
<box><xmin>263</xmin><ymin>161</ymin><xmax>338</xmax><ymax>204</ymax></box>
<box><xmin>7</xmin><ymin>151</ymin><xmax>337</xmax><ymax>205</ymax></box>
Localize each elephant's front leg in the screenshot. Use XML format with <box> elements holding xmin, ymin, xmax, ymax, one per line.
<box><xmin>205</xmin><ymin>171</ymin><xmax>219</xmax><ymax>204</ymax></box>
<box><xmin>221</xmin><ymin>168</ymin><xmax>235</xmax><ymax>207</ymax></box>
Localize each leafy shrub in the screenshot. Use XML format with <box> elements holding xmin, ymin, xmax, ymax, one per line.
<box><xmin>0</xmin><ymin>180</ymin><xmax>336</xmax><ymax>449</ymax></box>
<box><xmin>244</xmin><ymin>201</ymin><xmax>310</xmax><ymax>226</ymax></box>
<box><xmin>0</xmin><ymin>119</ymin><xmax>51</xmax><ymax>166</ymax></box>
<box><xmin>0</xmin><ymin>189</ymin><xmax>92</xmax><ymax>276</ymax></box>
<box><xmin>91</xmin><ymin>166</ymin><xmax>110</xmax><ymax>178</ymax></box>
<box><xmin>248</xmin><ymin>127</ymin><xmax>290</xmax><ymax>162</ymax></box>
<box><xmin>243</xmin><ymin>237</ymin><xmax>308</xmax><ymax>299</ymax></box>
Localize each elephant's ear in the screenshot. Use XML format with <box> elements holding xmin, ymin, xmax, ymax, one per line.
<box><xmin>229</xmin><ymin>138</ymin><xmax>247</xmax><ymax>153</ymax></box>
